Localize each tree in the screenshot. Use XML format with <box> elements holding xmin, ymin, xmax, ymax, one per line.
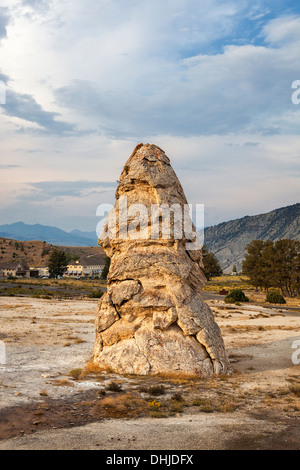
<box><xmin>47</xmin><ymin>248</ymin><xmax>69</xmax><ymax>278</ymax></box>
<box><xmin>242</xmin><ymin>240</ymin><xmax>274</xmax><ymax>291</ymax></box>
<box><xmin>202</xmin><ymin>245</ymin><xmax>223</xmax><ymax>280</ymax></box>
<box><xmin>243</xmin><ymin>239</ymin><xmax>300</xmax><ymax>297</ymax></box>
<box><xmin>271</xmin><ymin>239</ymin><xmax>300</xmax><ymax>297</ymax></box>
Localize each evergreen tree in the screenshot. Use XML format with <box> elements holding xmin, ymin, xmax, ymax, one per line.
<box><xmin>47</xmin><ymin>248</ymin><xmax>69</xmax><ymax>278</ymax></box>
<box><xmin>243</xmin><ymin>239</ymin><xmax>300</xmax><ymax>297</ymax></box>
<box><xmin>202</xmin><ymin>245</ymin><xmax>223</xmax><ymax>281</ymax></box>
<box><xmin>242</xmin><ymin>240</ymin><xmax>273</xmax><ymax>290</ymax></box>
<box><xmin>271</xmin><ymin>239</ymin><xmax>300</xmax><ymax>297</ymax></box>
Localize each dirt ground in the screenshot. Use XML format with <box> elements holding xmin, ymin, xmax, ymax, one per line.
<box><xmin>0</xmin><ymin>295</ymin><xmax>299</xmax><ymax>450</ymax></box>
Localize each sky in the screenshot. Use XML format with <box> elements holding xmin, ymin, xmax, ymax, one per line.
<box><xmin>0</xmin><ymin>0</ymin><xmax>299</xmax><ymax>234</ymax></box>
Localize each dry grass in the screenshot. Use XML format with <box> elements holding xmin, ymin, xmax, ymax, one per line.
<box><xmin>149</xmin><ymin>411</ymin><xmax>168</xmax><ymax>418</ymax></box>
<box><xmin>96</xmin><ymin>394</ymin><xmax>149</xmax><ymax>419</ymax></box>
<box><xmin>191</xmin><ymin>396</ymin><xmax>238</xmax><ymax>413</ymax></box>
<box><xmin>203</xmin><ymin>275</ymin><xmax>300</xmax><ymax>307</ymax></box>
<box><xmin>83</xmin><ymin>360</ymin><xmax>113</xmax><ymax>375</ymax></box>
<box><xmin>51</xmin><ymin>379</ymin><xmax>74</xmax><ymax>387</ymax></box>
<box><xmin>289</xmin><ymin>385</ymin><xmax>300</xmax><ymax>397</ymax></box>
<box><xmin>152</xmin><ymin>371</ymin><xmax>201</xmax><ymax>384</ymax></box>
<box><xmin>68</xmin><ymin>368</ymin><xmax>83</xmax><ymax>380</ymax></box>
<box><xmin>100</xmin><ymin>395</ymin><xmax>128</xmax><ymax>409</ymax></box>
<box><xmin>143</xmin><ymin>385</ymin><xmax>166</xmax><ymax>396</ymax></box>
<box><xmin>106</xmin><ymin>381</ymin><xmax>123</xmax><ymax>392</ymax></box>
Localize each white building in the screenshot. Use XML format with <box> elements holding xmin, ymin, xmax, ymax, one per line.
<box><xmin>66</xmin><ymin>256</ymin><xmax>105</xmax><ymax>278</ymax></box>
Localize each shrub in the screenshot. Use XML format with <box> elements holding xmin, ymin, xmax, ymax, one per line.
<box><xmin>146</xmin><ymin>385</ymin><xmax>166</xmax><ymax>396</ymax></box>
<box><xmin>69</xmin><ymin>368</ymin><xmax>83</xmax><ymax>380</ymax></box>
<box><xmin>106</xmin><ymin>381</ymin><xmax>122</xmax><ymax>392</ymax></box>
<box><xmin>289</xmin><ymin>384</ymin><xmax>300</xmax><ymax>397</ymax></box>
<box><xmin>171</xmin><ymin>392</ymin><xmax>184</xmax><ymax>402</ymax></box>
<box><xmin>266</xmin><ymin>290</ymin><xmax>286</xmax><ymax>304</ymax></box>
<box><xmin>225</xmin><ymin>289</ymin><xmax>249</xmax><ymax>303</ymax></box>
<box><xmin>89</xmin><ymin>289</ymin><xmax>103</xmax><ymax>299</ymax></box>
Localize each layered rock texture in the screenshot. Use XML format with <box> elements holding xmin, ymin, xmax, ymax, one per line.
<box><xmin>92</xmin><ymin>143</ymin><xmax>231</xmax><ymax>376</ymax></box>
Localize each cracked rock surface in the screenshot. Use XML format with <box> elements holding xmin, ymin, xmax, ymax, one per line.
<box><xmin>92</xmin><ymin>143</ymin><xmax>231</xmax><ymax>376</ymax></box>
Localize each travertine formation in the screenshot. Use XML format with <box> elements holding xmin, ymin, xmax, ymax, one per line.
<box><xmin>92</xmin><ymin>143</ymin><xmax>231</xmax><ymax>376</ymax></box>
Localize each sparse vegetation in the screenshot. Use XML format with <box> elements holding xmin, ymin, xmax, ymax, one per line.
<box><xmin>289</xmin><ymin>385</ymin><xmax>300</xmax><ymax>397</ymax></box>
<box><xmin>89</xmin><ymin>289</ymin><xmax>104</xmax><ymax>299</ymax></box>
<box><xmin>106</xmin><ymin>381</ymin><xmax>123</xmax><ymax>392</ymax></box>
<box><xmin>192</xmin><ymin>398</ymin><xmax>214</xmax><ymax>412</ymax></box>
<box><xmin>51</xmin><ymin>379</ymin><xmax>73</xmax><ymax>387</ymax></box>
<box><xmin>266</xmin><ymin>290</ymin><xmax>286</xmax><ymax>304</ymax></box>
<box><xmin>171</xmin><ymin>392</ymin><xmax>184</xmax><ymax>402</ymax></box>
<box><xmin>225</xmin><ymin>289</ymin><xmax>249</xmax><ymax>303</ymax></box>
<box><xmin>144</xmin><ymin>385</ymin><xmax>166</xmax><ymax>396</ymax></box>
<box><xmin>0</xmin><ymin>277</ymin><xmax>106</xmax><ymax>299</ymax></box>
<box><xmin>69</xmin><ymin>368</ymin><xmax>83</xmax><ymax>380</ymax></box>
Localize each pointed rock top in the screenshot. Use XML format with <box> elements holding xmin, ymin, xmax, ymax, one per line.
<box><xmin>123</xmin><ymin>143</ymin><xmax>170</xmax><ymax>169</ymax></box>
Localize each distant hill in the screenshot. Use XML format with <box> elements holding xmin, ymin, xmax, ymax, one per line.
<box><xmin>0</xmin><ymin>238</ymin><xmax>105</xmax><ymax>268</ymax></box>
<box><xmin>204</xmin><ymin>203</ymin><xmax>300</xmax><ymax>273</ymax></box>
<box><xmin>2</xmin><ymin>203</ymin><xmax>299</xmax><ymax>273</ymax></box>
<box><xmin>0</xmin><ymin>222</ymin><xmax>98</xmax><ymax>247</ymax></box>
<box><xmin>70</xmin><ymin>229</ymin><xmax>98</xmax><ymax>241</ymax></box>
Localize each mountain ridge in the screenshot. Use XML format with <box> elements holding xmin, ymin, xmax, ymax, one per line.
<box><xmin>0</xmin><ymin>202</ymin><xmax>299</xmax><ymax>270</ymax></box>
<box><xmin>204</xmin><ymin>203</ymin><xmax>300</xmax><ymax>272</ymax></box>
<box><xmin>0</xmin><ymin>222</ymin><xmax>98</xmax><ymax>247</ymax></box>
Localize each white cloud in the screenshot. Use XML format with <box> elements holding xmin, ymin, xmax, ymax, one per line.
<box><xmin>263</xmin><ymin>15</ymin><xmax>300</xmax><ymax>44</ymax></box>
<box><xmin>0</xmin><ymin>1</ymin><xmax>299</xmax><ymax>229</ymax></box>
<box><xmin>2</xmin><ymin>2</ymin><xmax>299</xmax><ymax>137</ymax></box>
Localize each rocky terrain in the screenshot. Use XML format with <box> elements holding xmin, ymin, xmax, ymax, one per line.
<box><xmin>0</xmin><ymin>294</ymin><xmax>299</xmax><ymax>450</ymax></box>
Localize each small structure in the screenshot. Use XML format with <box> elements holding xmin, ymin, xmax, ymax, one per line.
<box><xmin>35</xmin><ymin>266</ymin><xmax>50</xmax><ymax>278</ymax></box>
<box><xmin>66</xmin><ymin>256</ymin><xmax>105</xmax><ymax>278</ymax></box>
<box><xmin>0</xmin><ymin>262</ymin><xmax>29</xmax><ymax>278</ymax></box>
<box><xmin>28</xmin><ymin>268</ymin><xmax>39</xmax><ymax>278</ymax></box>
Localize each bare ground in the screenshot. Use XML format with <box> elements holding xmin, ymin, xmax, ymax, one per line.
<box><xmin>0</xmin><ymin>295</ymin><xmax>299</xmax><ymax>450</ymax></box>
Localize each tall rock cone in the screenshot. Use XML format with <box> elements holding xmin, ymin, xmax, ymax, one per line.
<box><xmin>92</xmin><ymin>143</ymin><xmax>231</xmax><ymax>376</ymax></box>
